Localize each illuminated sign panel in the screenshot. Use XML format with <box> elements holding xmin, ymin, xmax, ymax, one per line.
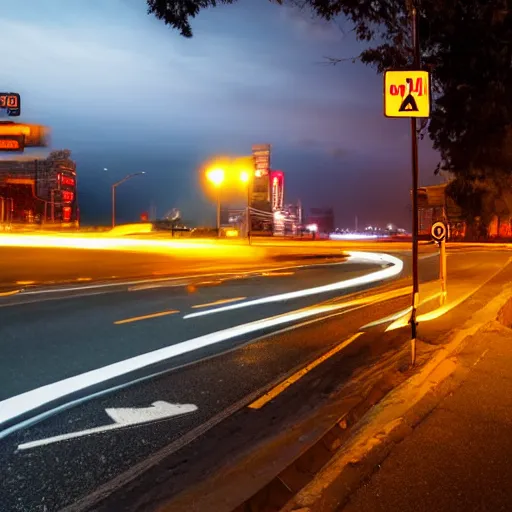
<box><xmin>384</xmin><ymin>70</ymin><xmax>430</xmax><ymax>118</ymax></box>
<box><xmin>0</xmin><ymin>122</ymin><xmax>49</xmax><ymax>147</ymax></box>
<box><xmin>0</xmin><ymin>92</ymin><xmax>21</xmax><ymax>116</ymax></box>
<box><xmin>61</xmin><ymin>190</ymin><xmax>74</xmax><ymax>203</ymax></box>
<box><xmin>60</xmin><ymin>175</ymin><xmax>75</xmax><ymax>187</ymax></box>
<box><xmin>252</xmin><ymin>144</ymin><xmax>271</xmax><ymax>176</ymax></box>
<box><xmin>0</xmin><ymin>135</ymin><xmax>24</xmax><ymax>152</ymax></box>
<box><xmin>62</xmin><ymin>206</ymin><xmax>72</xmax><ymax>222</ymax></box>
<box><xmin>251</xmin><ymin>144</ymin><xmax>271</xmax><ymax>203</ymax></box>
<box><xmin>270</xmin><ymin>170</ymin><xmax>284</xmax><ymax>212</ymax></box>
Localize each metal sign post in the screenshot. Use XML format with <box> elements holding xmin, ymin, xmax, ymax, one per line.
<box><xmin>383</xmin><ymin>4</ymin><xmax>430</xmax><ymax>366</ymax></box>
<box><xmin>440</xmin><ymin>238</ymin><xmax>447</xmax><ymax>305</ymax></box>
<box><xmin>431</xmin><ymin>221</ymin><xmax>448</xmax><ymax>305</ymax></box>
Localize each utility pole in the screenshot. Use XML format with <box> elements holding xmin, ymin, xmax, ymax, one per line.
<box><xmin>409</xmin><ymin>2</ymin><xmax>421</xmax><ymax>365</ymax></box>
<box><xmin>216</xmin><ymin>189</ymin><xmax>221</xmax><ymax>236</ymax></box>
<box><xmin>247</xmin><ymin>178</ymin><xmax>252</xmax><ymax>244</ymax></box>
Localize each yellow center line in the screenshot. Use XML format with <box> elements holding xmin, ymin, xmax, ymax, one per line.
<box><xmin>191</xmin><ymin>297</ymin><xmax>247</xmax><ymax>309</ymax></box>
<box><xmin>248</xmin><ymin>332</ymin><xmax>363</xmax><ymax>410</ymax></box>
<box><xmin>16</xmin><ymin>280</ymin><xmax>36</xmax><ymax>285</ymax></box>
<box><xmin>114</xmin><ymin>310</ymin><xmax>180</xmax><ymax>325</ymax></box>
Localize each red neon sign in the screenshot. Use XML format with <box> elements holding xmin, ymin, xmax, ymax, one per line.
<box><xmin>61</xmin><ymin>190</ymin><xmax>74</xmax><ymax>203</ymax></box>
<box><xmin>62</xmin><ymin>206</ymin><xmax>71</xmax><ymax>222</ymax></box>
<box><xmin>61</xmin><ymin>175</ymin><xmax>75</xmax><ymax>187</ymax></box>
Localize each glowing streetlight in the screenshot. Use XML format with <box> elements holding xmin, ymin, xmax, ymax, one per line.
<box><xmin>206</xmin><ymin>167</ymin><xmax>225</xmax><ymax>187</ymax></box>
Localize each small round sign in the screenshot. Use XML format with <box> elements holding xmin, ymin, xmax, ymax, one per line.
<box><xmin>431</xmin><ymin>221</ymin><xmax>447</xmax><ymax>242</ymax></box>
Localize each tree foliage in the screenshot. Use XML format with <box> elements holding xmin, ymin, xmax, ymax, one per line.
<box><xmin>147</xmin><ymin>0</ymin><xmax>512</xmax><ymax>228</ymax></box>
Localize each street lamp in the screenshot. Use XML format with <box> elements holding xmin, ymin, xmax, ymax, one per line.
<box><xmin>111</xmin><ymin>171</ymin><xmax>146</xmax><ymax>228</ymax></box>
<box><xmin>206</xmin><ymin>167</ymin><xmax>225</xmax><ymax>235</ymax></box>
<box><xmin>239</xmin><ymin>168</ymin><xmax>252</xmax><ymax>243</ymax></box>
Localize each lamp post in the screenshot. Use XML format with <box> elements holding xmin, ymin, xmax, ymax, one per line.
<box><xmin>239</xmin><ymin>169</ymin><xmax>252</xmax><ymax>243</ymax></box>
<box><xmin>206</xmin><ymin>167</ymin><xmax>225</xmax><ymax>236</ymax></box>
<box><xmin>111</xmin><ymin>172</ymin><xmax>146</xmax><ymax>228</ymax></box>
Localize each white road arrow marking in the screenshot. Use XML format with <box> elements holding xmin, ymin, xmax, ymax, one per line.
<box><xmin>17</xmin><ymin>401</ymin><xmax>197</xmax><ymax>451</ymax></box>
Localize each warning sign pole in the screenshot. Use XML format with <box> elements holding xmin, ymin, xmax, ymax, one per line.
<box><xmin>409</xmin><ymin>3</ymin><xmax>421</xmax><ymax>366</ymax></box>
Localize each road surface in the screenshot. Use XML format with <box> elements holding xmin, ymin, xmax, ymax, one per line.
<box><xmin>0</xmin><ymin>243</ymin><xmax>509</xmax><ymax>512</ymax></box>
<box><xmin>0</xmin><ymin>234</ymin><xmax>430</xmax><ymax>291</ymax></box>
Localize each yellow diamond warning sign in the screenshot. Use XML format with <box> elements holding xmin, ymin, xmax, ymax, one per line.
<box><xmin>384</xmin><ymin>70</ymin><xmax>431</xmax><ymax>118</ymax></box>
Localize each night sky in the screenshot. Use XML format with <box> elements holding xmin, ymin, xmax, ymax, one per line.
<box><xmin>3</xmin><ymin>0</ymin><xmax>443</xmax><ymax>227</ymax></box>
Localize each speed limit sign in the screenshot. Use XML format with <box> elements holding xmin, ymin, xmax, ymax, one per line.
<box><xmin>431</xmin><ymin>221</ymin><xmax>447</xmax><ymax>242</ymax></box>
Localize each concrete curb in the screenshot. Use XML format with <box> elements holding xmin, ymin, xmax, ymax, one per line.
<box><xmin>280</xmin><ymin>285</ymin><xmax>512</xmax><ymax>512</ymax></box>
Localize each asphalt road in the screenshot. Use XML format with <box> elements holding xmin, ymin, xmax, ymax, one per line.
<box><xmin>0</xmin><ymin>258</ymin><xmax>382</xmax><ymax>401</ymax></box>
<box><xmin>0</xmin><ymin>245</ymin><xmax>509</xmax><ymax>512</ymax></box>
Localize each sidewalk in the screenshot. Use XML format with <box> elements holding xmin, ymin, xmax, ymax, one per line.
<box><xmin>341</xmin><ymin>320</ymin><xmax>512</xmax><ymax>512</ymax></box>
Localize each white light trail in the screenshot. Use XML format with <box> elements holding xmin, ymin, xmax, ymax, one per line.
<box><xmin>0</xmin><ymin>304</ymin><xmax>354</xmax><ymax>433</ymax></box>
<box><xmin>183</xmin><ymin>251</ymin><xmax>404</xmax><ymax>320</ymax></box>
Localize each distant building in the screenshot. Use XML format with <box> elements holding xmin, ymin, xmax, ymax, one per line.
<box><xmin>0</xmin><ymin>150</ymin><xmax>79</xmax><ymax>226</ymax></box>
<box><xmin>306</xmin><ymin>207</ymin><xmax>335</xmax><ymax>234</ymax></box>
<box><xmin>417</xmin><ymin>181</ymin><xmax>512</xmax><ymax>239</ymax></box>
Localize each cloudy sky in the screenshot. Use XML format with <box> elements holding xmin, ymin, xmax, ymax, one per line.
<box><xmin>3</xmin><ymin>0</ymin><xmax>442</xmax><ymax>227</ymax></box>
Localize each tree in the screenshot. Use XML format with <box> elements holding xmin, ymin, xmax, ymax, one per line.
<box><xmin>147</xmin><ymin>1</ymin><xmax>512</xmax><ymax>233</ymax></box>
<box><xmin>47</xmin><ymin>149</ymin><xmax>72</xmax><ymax>161</ymax></box>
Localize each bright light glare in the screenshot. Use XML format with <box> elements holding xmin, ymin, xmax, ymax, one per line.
<box><xmin>0</xmin><ymin>233</ymin><xmax>257</xmax><ymax>260</ymax></box>
<box><xmin>240</xmin><ymin>170</ymin><xmax>250</xmax><ymax>183</ymax></box>
<box><xmin>206</xmin><ymin>167</ymin><xmax>225</xmax><ymax>187</ymax></box>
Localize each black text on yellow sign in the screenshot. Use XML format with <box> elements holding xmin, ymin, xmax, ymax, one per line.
<box><xmin>384</xmin><ymin>70</ymin><xmax>431</xmax><ymax>118</ymax></box>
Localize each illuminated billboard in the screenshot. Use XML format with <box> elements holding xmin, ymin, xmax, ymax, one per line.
<box><xmin>251</xmin><ymin>144</ymin><xmax>272</xmax><ymax>204</ymax></box>
<box><xmin>0</xmin><ymin>92</ymin><xmax>21</xmax><ymax>116</ymax></box>
<box><xmin>252</xmin><ymin>144</ymin><xmax>271</xmax><ymax>176</ymax></box>
<box><xmin>0</xmin><ymin>135</ymin><xmax>24</xmax><ymax>152</ymax></box>
<box><xmin>270</xmin><ymin>170</ymin><xmax>284</xmax><ymax>212</ymax></box>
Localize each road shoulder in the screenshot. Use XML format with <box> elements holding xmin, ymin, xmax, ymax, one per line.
<box><xmin>279</xmin><ymin>272</ymin><xmax>512</xmax><ymax>512</ymax></box>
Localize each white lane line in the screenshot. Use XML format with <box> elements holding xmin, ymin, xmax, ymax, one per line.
<box><xmin>0</xmin><ymin>281</ymin><xmax>410</xmax><ymax>434</ymax></box>
<box><xmin>17</xmin><ymin>401</ymin><xmax>197</xmax><ymax>450</ymax></box>
<box><xmin>0</xmin><ymin>288</ymin><xmax>396</xmax><ymax>432</ymax></box>
<box><xmin>360</xmin><ymin>307</ymin><xmax>412</xmax><ymax>330</ymax></box>
<box><xmin>0</xmin><ymin>305</ymin><xmax>350</xmax><ymax>432</ymax></box>
<box><xmin>183</xmin><ymin>251</ymin><xmax>404</xmax><ymax>319</ymax></box>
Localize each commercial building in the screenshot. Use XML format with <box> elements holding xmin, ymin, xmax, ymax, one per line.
<box><xmin>0</xmin><ymin>150</ymin><xmax>79</xmax><ymax>226</ymax></box>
